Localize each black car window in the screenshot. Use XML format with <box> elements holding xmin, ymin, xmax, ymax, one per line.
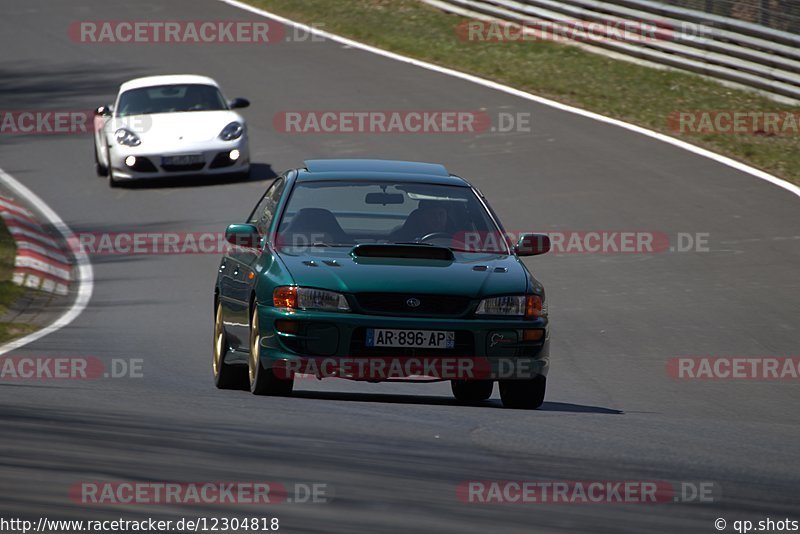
<box><xmin>116</xmin><ymin>84</ymin><xmax>228</xmax><ymax>116</ymax></box>
<box><xmin>252</xmin><ymin>178</ymin><xmax>286</xmax><ymax>235</ymax></box>
<box><xmin>276</xmin><ymin>181</ymin><xmax>507</xmax><ymax>252</ymax></box>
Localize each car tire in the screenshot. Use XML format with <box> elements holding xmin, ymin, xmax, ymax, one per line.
<box><xmin>499</xmin><ymin>376</ymin><xmax>546</xmax><ymax>409</ymax></box>
<box><xmin>213</xmin><ymin>302</ymin><xmax>248</xmax><ymax>390</ymax></box>
<box><xmin>451</xmin><ymin>379</ymin><xmax>493</xmax><ymax>403</ymax></box>
<box><xmin>94</xmin><ymin>143</ymin><xmax>108</xmax><ymax>177</ymax></box>
<box><xmin>249</xmin><ymin>305</ymin><xmax>293</xmax><ymax>396</ymax></box>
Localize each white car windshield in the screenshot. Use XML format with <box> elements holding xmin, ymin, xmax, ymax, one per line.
<box><xmin>116</xmin><ymin>84</ymin><xmax>227</xmax><ymax>117</ymax></box>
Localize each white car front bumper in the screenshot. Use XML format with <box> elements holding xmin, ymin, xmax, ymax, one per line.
<box><xmin>108</xmin><ymin>137</ymin><xmax>250</xmax><ymax>180</ymax></box>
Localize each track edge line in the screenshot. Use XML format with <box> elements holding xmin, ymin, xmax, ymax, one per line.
<box><xmin>0</xmin><ymin>167</ymin><xmax>94</xmax><ymax>355</ymax></box>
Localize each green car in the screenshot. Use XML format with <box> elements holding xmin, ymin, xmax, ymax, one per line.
<box><xmin>213</xmin><ymin>159</ymin><xmax>551</xmax><ymax>409</ymax></box>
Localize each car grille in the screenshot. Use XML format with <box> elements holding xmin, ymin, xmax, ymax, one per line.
<box><xmin>349</xmin><ymin>328</ymin><xmax>475</xmax><ymax>357</ymax></box>
<box><xmin>353</xmin><ymin>293</ymin><xmax>472</xmax><ymax>317</ymax></box>
<box><xmin>162</xmin><ymin>162</ymin><xmax>206</xmax><ymax>172</ymax></box>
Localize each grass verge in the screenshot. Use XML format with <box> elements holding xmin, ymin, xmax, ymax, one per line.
<box><xmin>0</xmin><ymin>218</ymin><xmax>36</xmax><ymax>344</ymax></box>
<box><xmin>247</xmin><ymin>0</ymin><xmax>800</xmax><ymax>185</ymax></box>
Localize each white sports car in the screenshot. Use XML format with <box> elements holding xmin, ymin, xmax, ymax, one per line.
<box><xmin>94</xmin><ymin>74</ymin><xmax>251</xmax><ymax>187</ymax></box>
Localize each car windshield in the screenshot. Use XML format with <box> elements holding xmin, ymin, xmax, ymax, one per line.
<box><xmin>276</xmin><ymin>180</ymin><xmax>510</xmax><ymax>253</ymax></box>
<box><xmin>116</xmin><ymin>84</ymin><xmax>227</xmax><ymax>117</ymax></box>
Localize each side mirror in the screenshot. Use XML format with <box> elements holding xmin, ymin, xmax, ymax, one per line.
<box><xmin>228</xmin><ymin>98</ymin><xmax>250</xmax><ymax>109</ymax></box>
<box><xmin>95</xmin><ymin>105</ymin><xmax>112</xmax><ymax>117</ymax></box>
<box><xmin>225</xmin><ymin>223</ymin><xmax>261</xmax><ymax>248</ymax></box>
<box><xmin>515</xmin><ymin>233</ymin><xmax>550</xmax><ymax>256</ymax></box>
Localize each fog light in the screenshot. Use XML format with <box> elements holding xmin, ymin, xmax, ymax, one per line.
<box><xmin>523</xmin><ymin>329</ymin><xmax>544</xmax><ymax>342</ymax></box>
<box><xmin>229</xmin><ymin>149</ymin><xmax>240</xmax><ymax>161</ymax></box>
<box><xmin>275</xmin><ymin>320</ymin><xmax>301</xmax><ymax>334</ymax></box>
<box><xmin>125</xmin><ymin>156</ymin><xmax>137</xmax><ymax>167</ymax></box>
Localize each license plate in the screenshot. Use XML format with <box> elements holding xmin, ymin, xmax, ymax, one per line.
<box><xmin>366</xmin><ymin>329</ymin><xmax>455</xmax><ymax>349</ymax></box>
<box><xmin>162</xmin><ymin>154</ymin><xmax>204</xmax><ymax>166</ymax></box>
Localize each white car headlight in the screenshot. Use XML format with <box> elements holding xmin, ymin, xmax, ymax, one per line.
<box><xmin>273</xmin><ymin>286</ymin><xmax>350</xmax><ymax>312</ymax></box>
<box><xmin>219</xmin><ymin>121</ymin><xmax>244</xmax><ymax>141</ymax></box>
<box><xmin>476</xmin><ymin>296</ymin><xmax>526</xmax><ymax>316</ymax></box>
<box><xmin>475</xmin><ymin>295</ymin><xmax>546</xmax><ymax>319</ymax></box>
<box><xmin>115</xmin><ymin>128</ymin><xmax>141</xmax><ymax>147</ymax></box>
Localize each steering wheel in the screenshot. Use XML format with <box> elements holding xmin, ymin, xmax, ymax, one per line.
<box><xmin>419</xmin><ymin>232</ymin><xmax>453</xmax><ymax>243</ymax></box>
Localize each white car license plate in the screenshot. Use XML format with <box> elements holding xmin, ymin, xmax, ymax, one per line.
<box><xmin>163</xmin><ymin>154</ymin><xmax>204</xmax><ymax>166</ymax></box>
<box><xmin>366</xmin><ymin>329</ymin><xmax>455</xmax><ymax>349</ymax></box>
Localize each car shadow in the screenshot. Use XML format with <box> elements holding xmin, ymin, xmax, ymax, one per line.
<box><xmin>117</xmin><ymin>162</ymin><xmax>276</xmax><ymax>189</ymax></box>
<box><xmin>291</xmin><ymin>389</ymin><xmax>622</xmax><ymax>414</ymax></box>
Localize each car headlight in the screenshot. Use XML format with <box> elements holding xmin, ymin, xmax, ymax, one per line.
<box><xmin>273</xmin><ymin>286</ymin><xmax>350</xmax><ymax>312</ymax></box>
<box><xmin>115</xmin><ymin>128</ymin><xmax>141</xmax><ymax>147</ymax></box>
<box><xmin>475</xmin><ymin>295</ymin><xmax>546</xmax><ymax>319</ymax></box>
<box><xmin>219</xmin><ymin>121</ymin><xmax>244</xmax><ymax>141</ymax></box>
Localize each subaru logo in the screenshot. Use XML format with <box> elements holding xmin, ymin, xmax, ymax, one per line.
<box><xmin>406</xmin><ymin>297</ymin><xmax>421</xmax><ymax>308</ymax></box>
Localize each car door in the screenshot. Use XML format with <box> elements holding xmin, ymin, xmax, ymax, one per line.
<box><xmin>221</xmin><ymin>176</ymin><xmax>287</xmax><ymax>349</ymax></box>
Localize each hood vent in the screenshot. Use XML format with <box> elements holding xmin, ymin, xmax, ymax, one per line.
<box><xmin>352</xmin><ymin>244</ymin><xmax>454</xmax><ymax>261</ymax></box>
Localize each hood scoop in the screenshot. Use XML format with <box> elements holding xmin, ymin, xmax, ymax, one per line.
<box><xmin>351</xmin><ymin>244</ymin><xmax>454</xmax><ymax>261</ymax></box>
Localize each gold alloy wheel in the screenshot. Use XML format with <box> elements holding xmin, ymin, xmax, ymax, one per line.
<box><xmin>249</xmin><ymin>306</ymin><xmax>259</xmax><ymax>385</ymax></box>
<box><xmin>213</xmin><ymin>303</ymin><xmax>224</xmax><ymax>378</ymax></box>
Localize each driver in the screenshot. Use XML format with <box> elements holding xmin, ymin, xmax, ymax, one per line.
<box><xmin>418</xmin><ymin>204</ymin><xmax>448</xmax><ymax>234</ymax></box>
<box><xmin>390</xmin><ymin>201</ymin><xmax>451</xmax><ymax>242</ymax></box>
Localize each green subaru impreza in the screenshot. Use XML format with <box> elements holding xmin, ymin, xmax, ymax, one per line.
<box><xmin>213</xmin><ymin>159</ymin><xmax>551</xmax><ymax>409</ymax></box>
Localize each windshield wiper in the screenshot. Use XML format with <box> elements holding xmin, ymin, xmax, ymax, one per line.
<box><xmin>393</xmin><ymin>241</ymin><xmax>505</xmax><ymax>253</ymax></box>
<box><xmin>448</xmin><ymin>247</ymin><xmax>505</xmax><ymax>253</ymax></box>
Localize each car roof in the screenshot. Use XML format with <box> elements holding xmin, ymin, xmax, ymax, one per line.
<box><xmin>298</xmin><ymin>159</ymin><xmax>469</xmax><ymax>187</ymax></box>
<box><xmin>119</xmin><ymin>75</ymin><xmax>220</xmax><ymax>93</ymax></box>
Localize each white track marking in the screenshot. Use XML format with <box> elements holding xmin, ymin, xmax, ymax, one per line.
<box><xmin>219</xmin><ymin>0</ymin><xmax>800</xmax><ymax>199</ymax></box>
<box><xmin>0</xmin><ymin>168</ymin><xmax>94</xmax><ymax>355</ymax></box>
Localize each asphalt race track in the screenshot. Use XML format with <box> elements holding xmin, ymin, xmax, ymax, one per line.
<box><xmin>1</xmin><ymin>1</ymin><xmax>799</xmax><ymax>532</ymax></box>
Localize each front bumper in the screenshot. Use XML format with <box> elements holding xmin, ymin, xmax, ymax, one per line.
<box><xmin>255</xmin><ymin>304</ymin><xmax>550</xmax><ymax>381</ymax></box>
<box><xmin>108</xmin><ymin>138</ymin><xmax>250</xmax><ymax>180</ymax></box>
